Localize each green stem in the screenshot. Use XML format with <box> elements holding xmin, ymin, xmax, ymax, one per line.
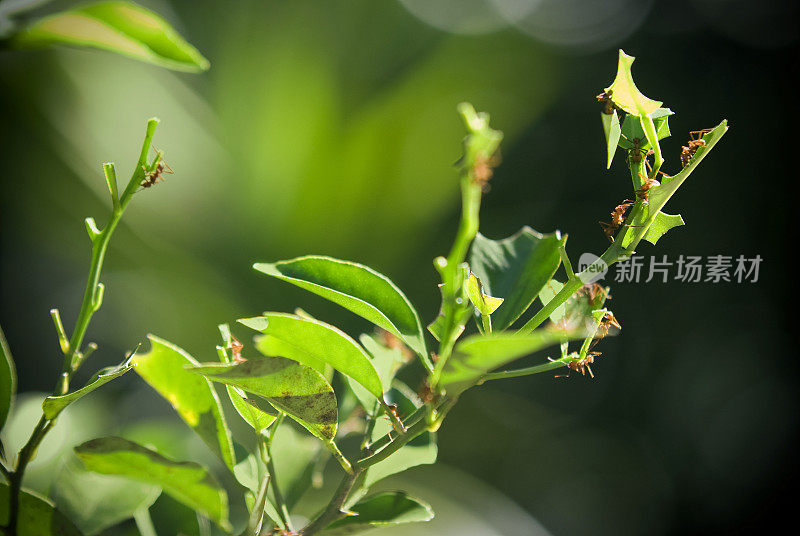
<box><xmin>2</xmin><ymin>119</ymin><xmax>159</xmax><ymax>536</ymax></box>
<box><xmin>261</xmin><ymin>417</ymin><xmax>292</xmax><ymax>532</ymax></box>
<box><xmin>300</xmin><ymin>471</ymin><xmax>359</xmax><ymax>536</ymax></box>
<box><xmin>133</xmin><ymin>508</ymin><xmax>158</xmax><ymax>536</ymax></box>
<box><xmin>478</xmin><ymin>359</ymin><xmax>567</xmax><ymax>382</ymax></box>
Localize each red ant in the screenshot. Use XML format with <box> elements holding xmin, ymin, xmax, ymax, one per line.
<box><xmin>228</xmin><ymin>335</ymin><xmax>246</xmax><ymax>363</ymax></box>
<box><xmin>636</xmin><ymin>172</ymin><xmax>660</xmax><ymax>204</ymax></box>
<box><xmin>599</xmin><ymin>199</ymin><xmax>635</xmax><ymax>241</ymax></box>
<box><xmin>680</xmin><ymin>128</ymin><xmax>713</xmax><ymax>168</ymax></box>
<box><xmin>139</xmin><ymin>149</ymin><xmax>173</xmax><ymax>189</ymax></box>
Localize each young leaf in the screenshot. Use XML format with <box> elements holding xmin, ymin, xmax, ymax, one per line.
<box><xmin>618</xmin><ymin>108</ymin><xmax>673</xmax><ymax>150</ymax></box>
<box><xmin>604</xmin><ymin>49</ymin><xmax>662</xmax><ymax>116</ymax></box>
<box><xmin>240</xmin><ymin>313</ymin><xmax>384</xmax><ymax>401</ymax></box>
<box><xmin>538</xmin><ymin>279</ymin><xmax>566</xmax><ymax>323</ymax></box>
<box><xmin>621</xmin><ymin>120</ymin><xmax>728</xmax><ymax>248</ymax></box>
<box><xmin>11</xmin><ymin>1</ymin><xmax>209</xmax><ymax>72</ymax></box>
<box><xmin>322</xmin><ymin>492</ymin><xmax>434</xmax><ymax>535</ymax></box>
<box><xmin>131</xmin><ymin>335</ymin><xmax>235</xmax><ymax>469</ymax></box>
<box><xmin>42</xmin><ymin>359</ymin><xmax>134</xmax><ymax>419</ymax></box>
<box><xmin>469</xmin><ymin>227</ymin><xmax>564</xmax><ymax>330</ymax></box>
<box><xmin>51</xmin><ymin>458</ymin><xmax>160</xmax><ymax>536</ymax></box>
<box><xmin>642</xmin><ymin>211</ymin><xmax>684</xmax><ymax>245</ymax></box>
<box><xmin>187</xmin><ymin>356</ymin><xmax>338</xmax><ymax>442</ymax></box>
<box><xmin>227</xmin><ymin>385</ymin><xmax>277</xmax><ymax>435</ymax></box>
<box><xmin>253</xmin><ymin>256</ymin><xmax>428</xmax><ymax>366</ymax></box>
<box><xmin>0</xmin><ymin>483</ymin><xmax>82</xmax><ymax>536</ymax></box>
<box><xmin>75</xmin><ymin>437</ymin><xmax>230</xmax><ymax>530</ymax></box>
<box><xmin>440</xmin><ymin>329</ymin><xmax>584</xmax><ymax>395</ymax></box>
<box><xmin>0</xmin><ymin>325</ymin><xmax>17</xmax><ymax>431</ymax></box>
<box><xmin>601</xmin><ymin>110</ymin><xmax>622</xmax><ymax>169</ymax></box>
<box><xmin>465</xmin><ymin>272</ymin><xmax>504</xmax><ymax>316</ymax></box>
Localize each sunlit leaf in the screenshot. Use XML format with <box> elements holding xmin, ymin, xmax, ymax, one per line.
<box><xmin>604</xmin><ymin>49</ymin><xmax>662</xmax><ymax>116</ymax></box>
<box><xmin>42</xmin><ymin>359</ymin><xmax>134</xmax><ymax>419</ymax></box>
<box><xmin>618</xmin><ymin>108</ymin><xmax>673</xmax><ymax>150</ymax></box>
<box><xmin>323</xmin><ymin>492</ymin><xmax>434</xmax><ymax>535</ymax></box>
<box><xmin>622</xmin><ymin>120</ymin><xmax>728</xmax><ymax>248</ymax></box>
<box><xmin>227</xmin><ymin>385</ymin><xmax>276</xmax><ymax>435</ymax></box>
<box><xmin>254</xmin><ymin>256</ymin><xmax>428</xmax><ymax>365</ymax></box>
<box><xmin>0</xmin><ymin>482</ymin><xmax>82</xmax><ymax>535</ymax></box>
<box><xmin>465</xmin><ymin>272</ymin><xmax>503</xmax><ymax>316</ymax></box>
<box><xmin>131</xmin><ymin>335</ymin><xmax>235</xmax><ymax>469</ymax></box>
<box><xmin>440</xmin><ymin>329</ymin><xmax>584</xmax><ymax>395</ymax></box>
<box><xmin>538</xmin><ymin>279</ymin><xmax>566</xmax><ymax>323</ymax></box>
<box><xmin>75</xmin><ymin>436</ymin><xmax>229</xmax><ymax>529</ymax></box>
<box><xmin>187</xmin><ymin>356</ymin><xmax>338</xmax><ymax>442</ymax></box>
<box><xmin>347</xmin><ymin>333</ymin><xmax>407</xmax><ymax>412</ymax></box>
<box><xmin>11</xmin><ymin>1</ymin><xmax>209</xmax><ymax>72</ymax></box>
<box><xmin>469</xmin><ymin>227</ymin><xmax>564</xmax><ymax>330</ymax></box>
<box><xmin>643</xmin><ymin>211</ymin><xmax>684</xmax><ymax>245</ymax></box>
<box><xmin>51</xmin><ymin>458</ymin><xmax>160</xmax><ymax>536</ymax></box>
<box><xmin>601</xmin><ymin>110</ymin><xmax>622</xmax><ymax>169</ymax></box>
<box><xmin>241</xmin><ymin>313</ymin><xmax>383</xmax><ymax>400</ymax></box>
<box><xmin>0</xmin><ymin>325</ymin><xmax>16</xmax><ymax>431</ymax></box>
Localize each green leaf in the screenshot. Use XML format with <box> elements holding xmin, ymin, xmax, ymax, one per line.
<box><xmin>323</xmin><ymin>492</ymin><xmax>434</xmax><ymax>535</ymax></box>
<box><xmin>618</xmin><ymin>108</ymin><xmax>673</xmax><ymax>150</ymax></box>
<box><xmin>131</xmin><ymin>335</ymin><xmax>235</xmax><ymax>469</ymax></box>
<box><xmin>601</xmin><ymin>110</ymin><xmax>622</xmax><ymax>169</ymax></box>
<box><xmin>187</xmin><ymin>356</ymin><xmax>338</xmax><ymax>442</ymax></box>
<box><xmin>469</xmin><ymin>227</ymin><xmax>564</xmax><ymax>330</ymax></box>
<box><xmin>0</xmin><ymin>324</ymin><xmax>17</xmax><ymax>431</ymax></box>
<box><xmin>604</xmin><ymin>49</ymin><xmax>662</xmax><ymax>116</ymax></box>
<box><xmin>538</xmin><ymin>279</ymin><xmax>566</xmax><ymax>323</ymax></box>
<box><xmin>75</xmin><ymin>437</ymin><xmax>229</xmax><ymax>530</ymax></box>
<box><xmin>42</xmin><ymin>359</ymin><xmax>134</xmax><ymax>419</ymax></box>
<box><xmin>465</xmin><ymin>272</ymin><xmax>503</xmax><ymax>316</ymax></box>
<box><xmin>642</xmin><ymin>211</ymin><xmax>684</xmax><ymax>245</ymax></box>
<box><xmin>621</xmin><ymin>120</ymin><xmax>728</xmax><ymax>248</ymax></box>
<box><xmin>347</xmin><ymin>333</ymin><xmax>407</xmax><ymax>412</ymax></box>
<box><xmin>271</xmin><ymin>422</ymin><xmax>324</xmax><ymax>509</ymax></box>
<box><xmin>51</xmin><ymin>458</ymin><xmax>160</xmax><ymax>536</ymax></box>
<box><xmin>440</xmin><ymin>329</ymin><xmax>583</xmax><ymax>395</ymax></box>
<box><xmin>241</xmin><ymin>313</ymin><xmax>384</xmax><ymax>401</ymax></box>
<box><xmin>0</xmin><ymin>482</ymin><xmax>83</xmax><ymax>535</ymax></box>
<box><xmin>362</xmin><ymin>388</ymin><xmax>437</xmax><ymax>490</ymax></box>
<box><xmin>253</xmin><ymin>256</ymin><xmax>428</xmax><ymax>366</ymax></box>
<box><xmin>11</xmin><ymin>1</ymin><xmax>209</xmax><ymax>72</ymax></box>
<box><xmin>227</xmin><ymin>385</ymin><xmax>277</xmax><ymax>435</ymax></box>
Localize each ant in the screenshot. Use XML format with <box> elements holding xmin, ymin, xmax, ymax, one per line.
<box><xmin>596</xmin><ymin>90</ymin><xmax>623</xmax><ymax>116</ymax></box>
<box><xmin>596</xmin><ymin>311</ymin><xmax>621</xmax><ymax>339</ymax></box>
<box><xmin>578</xmin><ymin>283</ymin><xmax>609</xmax><ymax>305</ymax></box>
<box><xmin>635</xmin><ymin>172</ymin><xmax>660</xmax><ymax>204</ymax></box>
<box><xmin>599</xmin><ymin>199</ymin><xmax>635</xmax><ymax>242</ymax></box>
<box><xmin>228</xmin><ymin>335</ymin><xmax>246</xmax><ymax>363</ymax></box>
<box><xmin>560</xmin><ymin>351</ymin><xmax>601</xmax><ymax>378</ymax></box>
<box><xmin>139</xmin><ymin>149</ymin><xmax>173</xmax><ymax>189</ymax></box>
<box><xmin>472</xmin><ymin>151</ymin><xmax>501</xmax><ymax>192</ymax></box>
<box><xmin>680</xmin><ymin>128</ymin><xmax>713</xmax><ymax>168</ymax></box>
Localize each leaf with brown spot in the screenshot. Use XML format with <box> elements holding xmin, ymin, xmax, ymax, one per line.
<box><xmin>187</xmin><ymin>356</ymin><xmax>338</xmax><ymax>442</ymax></box>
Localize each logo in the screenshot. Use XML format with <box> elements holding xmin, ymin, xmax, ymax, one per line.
<box><xmin>577</xmin><ymin>253</ymin><xmax>608</xmax><ymax>283</ymax></box>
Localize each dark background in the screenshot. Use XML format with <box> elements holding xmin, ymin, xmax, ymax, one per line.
<box><xmin>2</xmin><ymin>0</ymin><xmax>798</xmax><ymax>534</ymax></box>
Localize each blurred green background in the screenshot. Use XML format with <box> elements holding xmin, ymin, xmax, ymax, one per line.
<box><xmin>1</xmin><ymin>0</ymin><xmax>797</xmax><ymax>534</ymax></box>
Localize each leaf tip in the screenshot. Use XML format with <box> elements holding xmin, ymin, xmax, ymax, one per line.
<box><xmin>237</xmin><ymin>316</ymin><xmax>269</xmax><ymax>332</ymax></box>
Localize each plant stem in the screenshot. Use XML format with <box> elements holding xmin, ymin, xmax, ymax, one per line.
<box><xmin>478</xmin><ymin>359</ymin><xmax>567</xmax><ymax>382</ymax></box>
<box><xmin>261</xmin><ymin>416</ymin><xmax>292</xmax><ymax>532</ymax></box>
<box><xmin>133</xmin><ymin>508</ymin><xmax>158</xmax><ymax>536</ymax></box>
<box><xmin>2</xmin><ymin>119</ymin><xmax>159</xmax><ymax>536</ymax></box>
<box><xmin>300</xmin><ymin>471</ymin><xmax>359</xmax><ymax>536</ymax></box>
